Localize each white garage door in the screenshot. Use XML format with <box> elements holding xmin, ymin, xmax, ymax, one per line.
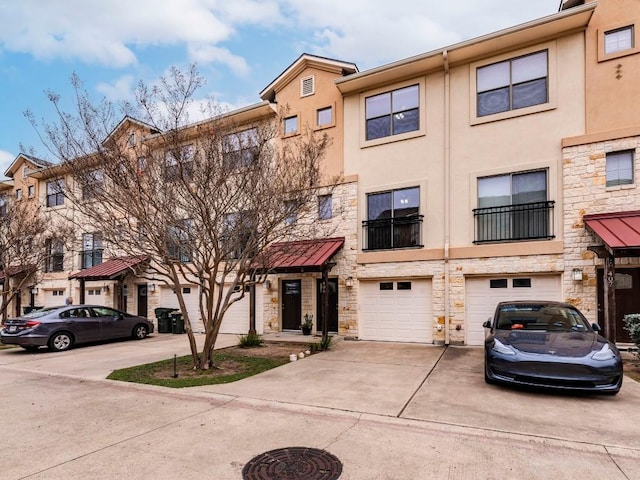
<box><xmin>359</xmin><ymin>279</ymin><xmax>433</xmax><ymax>343</ymax></box>
<box><xmin>160</xmin><ymin>285</ymin><xmax>202</xmax><ymax>332</ymax></box>
<box><xmin>85</xmin><ymin>286</ymin><xmax>106</xmax><ymax>306</ymax></box>
<box><xmin>44</xmin><ymin>289</ymin><xmax>67</xmax><ymax>307</ymax></box>
<box><xmin>218</xmin><ymin>286</ymin><xmax>250</xmax><ymax>334</ymax></box>
<box><xmin>465</xmin><ymin>275</ymin><xmax>562</xmax><ymax>346</ymax></box>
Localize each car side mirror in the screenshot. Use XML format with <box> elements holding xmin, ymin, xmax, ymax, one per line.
<box><xmin>482</xmin><ymin>319</ymin><xmax>492</xmax><ymax>329</ymax></box>
<box><xmin>591</xmin><ymin>323</ymin><xmax>601</xmax><ymax>332</ymax></box>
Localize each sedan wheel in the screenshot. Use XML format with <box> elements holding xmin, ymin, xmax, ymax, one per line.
<box><xmin>49</xmin><ymin>332</ymin><xmax>73</xmax><ymax>352</ymax></box>
<box><xmin>132</xmin><ymin>324</ymin><xmax>148</xmax><ymax>340</ymax></box>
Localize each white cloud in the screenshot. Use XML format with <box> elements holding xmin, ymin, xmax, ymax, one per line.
<box><xmin>187</xmin><ymin>45</ymin><xmax>250</xmax><ymax>77</ymax></box>
<box><xmin>0</xmin><ymin>150</ymin><xmax>16</xmax><ymax>178</ymax></box>
<box><xmin>96</xmin><ymin>75</ymin><xmax>135</xmax><ymax>102</ymax></box>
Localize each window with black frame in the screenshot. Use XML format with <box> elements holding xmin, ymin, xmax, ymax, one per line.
<box><xmin>45</xmin><ymin>238</ymin><xmax>64</xmax><ymax>272</ymax></box>
<box><xmin>365</xmin><ymin>85</ymin><xmax>419</xmax><ymax>141</ymax></box>
<box><xmin>81</xmin><ymin>232</ymin><xmax>103</xmax><ymax>269</ymax></box>
<box><xmin>46</xmin><ymin>179</ymin><xmax>65</xmax><ymax>207</ymax></box>
<box><xmin>364</xmin><ymin>187</ymin><xmax>422</xmax><ymax>250</ymax></box>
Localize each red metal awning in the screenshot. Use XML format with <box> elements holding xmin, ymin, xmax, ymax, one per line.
<box><xmin>69</xmin><ymin>255</ymin><xmax>149</xmax><ymax>281</ymax></box>
<box><xmin>584</xmin><ymin>211</ymin><xmax>640</xmax><ymax>256</ymax></box>
<box><xmin>256</xmin><ymin>237</ymin><xmax>344</xmax><ymax>273</ymax></box>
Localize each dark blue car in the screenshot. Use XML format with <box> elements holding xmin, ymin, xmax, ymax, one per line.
<box><xmin>1</xmin><ymin>305</ymin><xmax>154</xmax><ymax>352</ymax></box>
<box><xmin>483</xmin><ymin>301</ymin><xmax>623</xmax><ymax>395</ymax></box>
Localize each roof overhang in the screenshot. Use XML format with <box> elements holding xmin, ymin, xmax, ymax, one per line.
<box><xmin>69</xmin><ymin>255</ymin><xmax>149</xmax><ymax>281</ymax></box>
<box><xmin>584</xmin><ymin>211</ymin><xmax>640</xmax><ymax>257</ymax></box>
<box><xmin>255</xmin><ymin>237</ymin><xmax>345</xmax><ymax>274</ymax></box>
<box><xmin>335</xmin><ymin>2</ymin><xmax>596</xmax><ymax>95</ymax></box>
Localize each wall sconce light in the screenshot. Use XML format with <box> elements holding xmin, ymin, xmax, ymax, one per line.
<box><xmin>265</xmin><ymin>279</ymin><xmax>272</xmax><ymax>290</ymax></box>
<box><xmin>31</xmin><ymin>287</ymin><xmax>38</xmax><ymax>295</ymax></box>
<box><xmin>345</xmin><ymin>276</ymin><xmax>354</xmax><ymax>288</ymax></box>
<box><xmin>572</xmin><ymin>268</ymin><xmax>583</xmax><ymax>282</ymax></box>
<box><xmin>103</xmin><ymin>284</ymin><xmax>110</xmax><ymax>293</ymax></box>
<box><xmin>148</xmin><ymin>283</ymin><xmax>156</xmax><ymax>292</ymax></box>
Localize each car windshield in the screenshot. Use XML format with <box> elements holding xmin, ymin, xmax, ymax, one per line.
<box><xmin>496</xmin><ymin>304</ymin><xmax>591</xmax><ymax>332</ymax></box>
<box><xmin>21</xmin><ymin>307</ymin><xmax>64</xmax><ymax>319</ymax></box>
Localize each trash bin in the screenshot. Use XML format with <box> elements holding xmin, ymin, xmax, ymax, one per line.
<box><xmin>155</xmin><ymin>308</ymin><xmax>175</xmax><ymax>334</ymax></box>
<box><xmin>171</xmin><ymin>311</ymin><xmax>185</xmax><ymax>334</ymax></box>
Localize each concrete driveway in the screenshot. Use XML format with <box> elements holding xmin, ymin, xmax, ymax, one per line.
<box><xmin>1</xmin><ymin>334</ymin><xmax>639</xmax><ymax>479</ymax></box>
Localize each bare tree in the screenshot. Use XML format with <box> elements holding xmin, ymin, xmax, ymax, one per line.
<box><xmin>30</xmin><ymin>66</ymin><xmax>334</xmax><ymax>369</ymax></box>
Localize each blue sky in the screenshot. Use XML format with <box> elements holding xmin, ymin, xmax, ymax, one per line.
<box><xmin>0</xmin><ymin>0</ymin><xmax>561</xmax><ymax>177</ymax></box>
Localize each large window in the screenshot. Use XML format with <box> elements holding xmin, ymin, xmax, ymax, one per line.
<box><xmin>46</xmin><ymin>179</ymin><xmax>65</xmax><ymax>207</ymax></box>
<box><xmin>284</xmin><ymin>116</ymin><xmax>298</xmax><ymax>135</ymax></box>
<box><xmin>317</xmin><ymin>107</ymin><xmax>333</xmax><ymax>127</ymax></box>
<box><xmin>364</xmin><ymin>187</ymin><xmax>422</xmax><ymax>250</ymax></box>
<box><xmin>82</xmin><ymin>170</ymin><xmax>104</xmax><ymax>201</ymax></box>
<box><xmin>605</xmin><ymin>26</ymin><xmax>634</xmax><ymax>54</ymax></box>
<box><xmin>606</xmin><ymin>151</ymin><xmax>634</xmax><ymax>187</ymax></box>
<box><xmin>81</xmin><ymin>232</ymin><xmax>103</xmax><ymax>269</ymax></box>
<box><xmin>45</xmin><ymin>238</ymin><xmax>64</xmax><ymax>272</ymax></box>
<box><xmin>222</xmin><ymin>211</ymin><xmax>255</xmax><ymax>259</ymax></box>
<box><xmin>223</xmin><ymin>128</ymin><xmax>258</xmax><ymax>168</ymax></box>
<box><xmin>477</xmin><ymin>50</ymin><xmax>548</xmax><ymax>117</ymax></box>
<box><xmin>165</xmin><ymin>144</ymin><xmax>194</xmax><ymax>180</ymax></box>
<box><xmin>365</xmin><ymin>85</ymin><xmax>419</xmax><ymax>141</ymax></box>
<box><xmin>474</xmin><ymin>170</ymin><xmax>554</xmax><ymax>243</ymax></box>
<box><xmin>167</xmin><ymin>219</ymin><xmax>192</xmax><ymax>263</ymax></box>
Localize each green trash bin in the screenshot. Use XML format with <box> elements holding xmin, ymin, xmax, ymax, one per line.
<box><xmin>171</xmin><ymin>311</ymin><xmax>185</xmax><ymax>334</ymax></box>
<box><xmin>155</xmin><ymin>308</ymin><xmax>175</xmax><ymax>334</ymax></box>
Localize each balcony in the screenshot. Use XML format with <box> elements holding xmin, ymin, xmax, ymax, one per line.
<box><xmin>473</xmin><ymin>201</ymin><xmax>555</xmax><ymax>243</ymax></box>
<box><xmin>362</xmin><ymin>215</ymin><xmax>423</xmax><ymax>251</ymax></box>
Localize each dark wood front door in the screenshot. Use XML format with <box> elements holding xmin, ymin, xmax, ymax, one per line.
<box><xmin>597</xmin><ymin>268</ymin><xmax>639</xmax><ymax>343</ymax></box>
<box><xmin>137</xmin><ymin>284</ymin><xmax>148</xmax><ymax>318</ymax></box>
<box><xmin>316</xmin><ymin>278</ymin><xmax>338</xmax><ymax>333</ymax></box>
<box><xmin>282</xmin><ymin>280</ymin><xmax>301</xmax><ymax>330</ymax></box>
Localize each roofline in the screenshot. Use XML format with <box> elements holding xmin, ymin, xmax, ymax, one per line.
<box><xmin>335</xmin><ymin>2</ymin><xmax>596</xmax><ymax>94</ymax></box>
<box><xmin>3</xmin><ymin>152</ymin><xmax>53</xmax><ymax>178</ymax></box>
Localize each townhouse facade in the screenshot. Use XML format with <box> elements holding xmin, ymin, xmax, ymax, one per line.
<box><xmin>3</xmin><ymin>0</ymin><xmax>638</xmax><ymax>345</ymax></box>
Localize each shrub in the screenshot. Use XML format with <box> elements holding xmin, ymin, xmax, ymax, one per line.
<box><xmin>310</xmin><ymin>335</ymin><xmax>333</xmax><ymax>352</ymax></box>
<box><xmin>623</xmin><ymin>314</ymin><xmax>640</xmax><ymax>356</ymax></box>
<box><xmin>237</xmin><ymin>332</ymin><xmax>263</xmax><ymax>348</ymax></box>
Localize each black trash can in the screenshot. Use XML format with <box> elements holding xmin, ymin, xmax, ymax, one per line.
<box><xmin>171</xmin><ymin>311</ymin><xmax>185</xmax><ymax>334</ymax></box>
<box><xmin>155</xmin><ymin>308</ymin><xmax>175</xmax><ymax>334</ymax></box>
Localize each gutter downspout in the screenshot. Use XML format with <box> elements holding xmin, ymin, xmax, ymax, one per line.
<box><xmin>443</xmin><ymin>50</ymin><xmax>451</xmax><ymax>346</ymax></box>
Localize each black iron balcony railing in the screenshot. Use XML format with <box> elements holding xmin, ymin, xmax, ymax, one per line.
<box><xmin>473</xmin><ymin>200</ymin><xmax>555</xmax><ymax>243</ymax></box>
<box><xmin>362</xmin><ymin>215</ymin><xmax>424</xmax><ymax>251</ymax></box>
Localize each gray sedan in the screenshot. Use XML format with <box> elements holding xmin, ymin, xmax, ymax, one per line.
<box><xmin>0</xmin><ymin>305</ymin><xmax>154</xmax><ymax>352</ymax></box>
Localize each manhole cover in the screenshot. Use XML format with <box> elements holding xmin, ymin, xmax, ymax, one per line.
<box><xmin>242</xmin><ymin>447</ymin><xmax>342</xmax><ymax>480</ymax></box>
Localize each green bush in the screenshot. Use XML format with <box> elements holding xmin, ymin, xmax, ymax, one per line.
<box><xmin>310</xmin><ymin>335</ymin><xmax>333</xmax><ymax>352</ymax></box>
<box><xmin>623</xmin><ymin>314</ymin><xmax>640</xmax><ymax>355</ymax></box>
<box><xmin>237</xmin><ymin>332</ymin><xmax>263</xmax><ymax>348</ymax></box>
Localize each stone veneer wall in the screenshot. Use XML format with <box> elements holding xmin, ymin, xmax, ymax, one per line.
<box><xmin>562</xmin><ymin>135</ymin><xmax>640</xmax><ymax>323</ymax></box>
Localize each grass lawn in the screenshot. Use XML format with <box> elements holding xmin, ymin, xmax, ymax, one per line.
<box><xmin>107</xmin><ymin>342</ymin><xmax>304</xmax><ymax>388</ymax></box>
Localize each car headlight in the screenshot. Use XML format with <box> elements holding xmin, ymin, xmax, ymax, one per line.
<box><xmin>492</xmin><ymin>338</ymin><xmax>516</xmax><ymax>355</ymax></box>
<box><xmin>592</xmin><ymin>343</ymin><xmax>616</xmax><ymax>361</ymax></box>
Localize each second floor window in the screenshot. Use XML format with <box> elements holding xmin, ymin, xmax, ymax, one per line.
<box><xmin>167</xmin><ymin>219</ymin><xmax>192</xmax><ymax>263</ymax></box>
<box><xmin>366</xmin><ymin>85</ymin><xmax>419</xmax><ymax>141</ymax></box>
<box><xmin>605</xmin><ymin>26</ymin><xmax>634</xmax><ymax>54</ymax></box>
<box><xmin>223</xmin><ymin>128</ymin><xmax>258</xmax><ymax>168</ymax></box>
<box><xmin>46</xmin><ymin>179</ymin><xmax>65</xmax><ymax>207</ymax></box>
<box><xmin>284</xmin><ymin>116</ymin><xmax>298</xmax><ymax>135</ymax></box>
<box><xmin>81</xmin><ymin>232</ymin><xmax>103</xmax><ymax>269</ymax></box>
<box><xmin>364</xmin><ymin>187</ymin><xmax>422</xmax><ymax>250</ymax></box>
<box><xmin>82</xmin><ymin>170</ymin><xmax>104</xmax><ymax>201</ymax></box>
<box><xmin>477</xmin><ymin>50</ymin><xmax>548</xmax><ymax>117</ymax></box>
<box><xmin>45</xmin><ymin>238</ymin><xmax>64</xmax><ymax>272</ymax></box>
<box><xmin>317</xmin><ymin>107</ymin><xmax>333</xmax><ymax>127</ymax></box>
<box><xmin>16</xmin><ymin>189</ymin><xmax>22</xmax><ymax>200</ymax></box>
<box><xmin>474</xmin><ymin>170</ymin><xmax>553</xmax><ymax>243</ymax></box>
<box><xmin>165</xmin><ymin>145</ymin><xmax>194</xmax><ymax>180</ymax></box>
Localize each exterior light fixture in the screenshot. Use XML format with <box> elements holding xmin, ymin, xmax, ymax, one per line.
<box><xmin>345</xmin><ymin>276</ymin><xmax>354</xmax><ymax>288</ymax></box>
<box><xmin>572</xmin><ymin>269</ymin><xmax>583</xmax><ymax>282</ymax></box>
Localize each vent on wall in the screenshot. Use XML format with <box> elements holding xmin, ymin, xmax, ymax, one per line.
<box><xmin>301</xmin><ymin>76</ymin><xmax>315</xmax><ymax>97</ymax></box>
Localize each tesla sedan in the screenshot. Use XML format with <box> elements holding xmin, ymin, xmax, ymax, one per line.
<box><xmin>483</xmin><ymin>301</ymin><xmax>622</xmax><ymax>395</ymax></box>
<box><xmin>0</xmin><ymin>305</ymin><xmax>154</xmax><ymax>352</ymax></box>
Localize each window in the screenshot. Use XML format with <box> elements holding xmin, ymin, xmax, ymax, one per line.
<box><xmin>365</xmin><ymin>85</ymin><xmax>419</xmax><ymax>140</ymax></box>
<box><xmin>82</xmin><ymin>169</ymin><xmax>104</xmax><ymax>201</ymax></box>
<box><xmin>317</xmin><ymin>107</ymin><xmax>332</xmax><ymax>127</ymax></box>
<box><xmin>81</xmin><ymin>232</ymin><xmax>103</xmax><ymax>269</ymax></box>
<box><xmin>88</xmin><ymin>289</ymin><xmax>102</xmax><ymax>296</ymax></box>
<box><xmin>318</xmin><ymin>194</ymin><xmax>332</xmax><ymax>220</ymax></box>
<box><xmin>605</xmin><ymin>26</ymin><xmax>634</xmax><ymax>54</ymax></box>
<box><xmin>474</xmin><ymin>170</ymin><xmax>553</xmax><ymax>243</ymax></box>
<box><xmin>301</xmin><ymin>76</ymin><xmax>315</xmax><ymax>97</ymax></box>
<box><xmin>165</xmin><ymin>144</ymin><xmax>194</xmax><ymax>180</ymax></box>
<box><xmin>16</xmin><ymin>189</ymin><xmax>22</xmax><ymax>200</ymax></box>
<box><xmin>379</xmin><ymin>282</ymin><xmax>394</xmax><ymax>290</ymax></box>
<box><xmin>28</xmin><ymin>185</ymin><xmax>34</xmax><ymax>197</ymax></box>
<box><xmin>0</xmin><ymin>195</ymin><xmax>6</xmax><ymax>216</ymax></box>
<box><xmin>606</xmin><ymin>150</ymin><xmax>634</xmax><ymax>187</ymax></box>
<box><xmin>137</xmin><ymin>157</ymin><xmax>147</xmax><ymax>174</ymax></box>
<box><xmin>477</xmin><ymin>50</ymin><xmax>548</xmax><ymax>117</ymax></box>
<box><xmin>127</xmin><ymin>132</ymin><xmax>136</xmax><ymax>147</ymax></box>
<box><xmin>223</xmin><ymin>128</ymin><xmax>258</xmax><ymax>168</ymax></box>
<box><xmin>364</xmin><ymin>187</ymin><xmax>422</xmax><ymax>250</ymax></box>
<box><xmin>52</xmin><ymin>290</ymin><xmax>64</xmax><ymax>296</ymax></box>
<box><xmin>284</xmin><ymin>116</ymin><xmax>298</xmax><ymax>135</ymax></box>
<box><xmin>490</xmin><ymin>279</ymin><xmax>508</xmax><ymax>288</ymax></box>
<box><xmin>45</xmin><ymin>238</ymin><xmax>64</xmax><ymax>272</ymax></box>
<box><xmin>222</xmin><ymin>211</ymin><xmax>256</xmax><ymax>259</ymax></box>
<box><xmin>167</xmin><ymin>219</ymin><xmax>192</xmax><ymax>263</ymax></box>
<box><xmin>182</xmin><ymin>287</ymin><xmax>191</xmax><ymax>294</ymax></box>
<box><xmin>397</xmin><ymin>282</ymin><xmax>412</xmax><ymax>290</ymax></box>
<box><xmin>284</xmin><ymin>200</ymin><xmax>297</xmax><ymax>225</ymax></box>
<box><xmin>46</xmin><ymin>179</ymin><xmax>65</xmax><ymax>207</ymax></box>
<box><xmin>513</xmin><ymin>278</ymin><xmax>532</xmax><ymax>288</ymax></box>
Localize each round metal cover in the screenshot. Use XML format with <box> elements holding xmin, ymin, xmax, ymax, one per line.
<box><xmin>242</xmin><ymin>447</ymin><xmax>342</xmax><ymax>480</ymax></box>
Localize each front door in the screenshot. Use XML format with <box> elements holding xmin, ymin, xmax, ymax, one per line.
<box><xmin>597</xmin><ymin>268</ymin><xmax>639</xmax><ymax>343</ymax></box>
<box><xmin>316</xmin><ymin>278</ymin><xmax>338</xmax><ymax>333</ymax></box>
<box><xmin>137</xmin><ymin>284</ymin><xmax>148</xmax><ymax>318</ymax></box>
<box><xmin>282</xmin><ymin>280</ymin><xmax>301</xmax><ymax>330</ymax></box>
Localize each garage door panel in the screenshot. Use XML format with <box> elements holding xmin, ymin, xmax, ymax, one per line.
<box><xmin>360</xmin><ymin>279</ymin><xmax>432</xmax><ymax>343</ymax></box>
<box><xmin>465</xmin><ymin>275</ymin><xmax>561</xmax><ymax>346</ymax></box>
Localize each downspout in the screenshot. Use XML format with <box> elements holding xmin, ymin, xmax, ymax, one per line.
<box><xmin>443</xmin><ymin>50</ymin><xmax>451</xmax><ymax>345</ymax></box>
